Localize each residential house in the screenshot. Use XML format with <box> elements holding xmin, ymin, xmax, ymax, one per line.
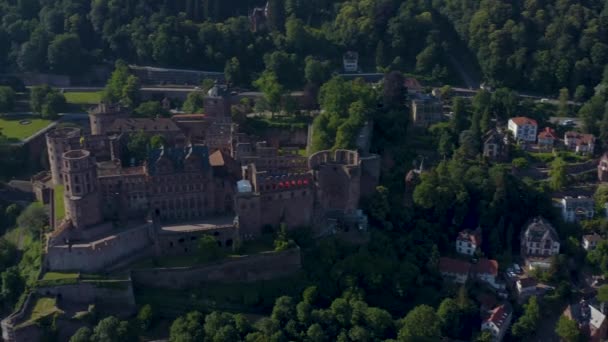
<box><xmin>404</xmin><ymin>78</ymin><xmax>423</xmax><ymax>95</ymax></box>
<box><xmin>440</xmin><ymin>257</ymin><xmax>502</xmax><ymax>289</ymax></box>
<box><xmin>411</xmin><ymin>94</ymin><xmax>443</xmax><ymax>128</ymax></box>
<box><xmin>342</xmin><ymin>51</ymin><xmax>359</xmax><ymax>72</ymax></box>
<box><xmin>439</xmin><ymin>257</ymin><xmax>471</xmax><ymax>284</ymax></box>
<box><xmin>599</xmin><ymin>153</ymin><xmax>608</xmax><ymax>182</ymax></box>
<box><xmin>583</xmin><ymin>234</ymin><xmax>602</xmax><ymax>251</ymax></box>
<box><xmin>516</xmin><ymin>277</ymin><xmax>538</xmax><ymax>299</ymax></box>
<box><xmin>564</xmin><ymin>131</ymin><xmax>595</xmax><ymax>154</ymax></box>
<box><xmin>481</xmin><ymin>304</ymin><xmax>513</xmax><ymax>342</ymax></box>
<box><xmin>473</xmin><ymin>258</ymin><xmax>502</xmax><ymax>289</ymax></box>
<box><xmin>537</xmin><ymin>127</ymin><xmax>558</xmax><ymax>151</ymax></box>
<box><xmin>521</xmin><ymin>217</ymin><xmax>560</xmax><ymax>270</ymax></box>
<box><xmin>456</xmin><ymin>228</ymin><xmax>482</xmax><ymax>256</ymax></box>
<box><xmin>508</xmin><ymin>117</ymin><xmax>538</xmax><ymax>143</ymax></box>
<box><xmin>561</xmin><ymin>196</ymin><xmax>595</xmax><ymax>223</ymax></box>
<box><xmin>564</xmin><ymin>299</ymin><xmax>608</xmax><ymax>342</ymax></box>
<box><xmin>483</xmin><ymin>129</ymin><xmax>509</xmax><ymax>161</ymax></box>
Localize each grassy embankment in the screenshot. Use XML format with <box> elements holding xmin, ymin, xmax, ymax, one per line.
<box><xmin>0</xmin><ymin>116</ymin><xmax>53</xmax><ymax>142</ymax></box>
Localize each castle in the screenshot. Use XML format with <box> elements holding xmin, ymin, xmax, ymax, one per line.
<box><xmin>37</xmin><ymin>85</ymin><xmax>380</xmax><ymax>273</ymax></box>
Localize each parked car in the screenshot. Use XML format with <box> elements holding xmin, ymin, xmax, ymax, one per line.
<box><xmin>560</xmin><ymin>119</ymin><xmax>575</xmax><ymax>126</ymax></box>
<box><xmin>513</xmin><ymin>264</ymin><xmax>522</xmax><ymax>274</ymax></box>
<box><xmin>540</xmin><ymin>98</ymin><xmax>549</xmax><ymax>103</ymax></box>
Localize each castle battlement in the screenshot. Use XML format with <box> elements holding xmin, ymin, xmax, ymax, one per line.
<box><xmin>308</xmin><ymin>149</ymin><xmax>360</xmax><ymax>170</ymax></box>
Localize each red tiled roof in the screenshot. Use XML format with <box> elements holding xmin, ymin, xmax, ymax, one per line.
<box><xmin>439</xmin><ymin>257</ymin><xmax>471</xmax><ymax>275</ymax></box>
<box><xmin>565</xmin><ymin>131</ymin><xmax>595</xmax><ymax>146</ymax></box>
<box><xmin>457</xmin><ymin>229</ymin><xmax>481</xmax><ymax>246</ymax></box>
<box><xmin>485</xmin><ymin>304</ymin><xmax>511</xmax><ymax>328</ymax></box>
<box><xmin>209</xmin><ymin>150</ymin><xmax>237</xmax><ymax>168</ymax></box>
<box><xmin>472</xmin><ymin>258</ymin><xmax>499</xmax><ymax>276</ymax></box>
<box><xmin>510</xmin><ymin>116</ymin><xmax>537</xmax><ymax>126</ymax></box>
<box><xmin>404</xmin><ymin>77</ymin><xmax>422</xmax><ymax>90</ymax></box>
<box><xmin>584</xmin><ymin>234</ymin><xmax>602</xmax><ymax>243</ymax></box>
<box><xmin>171</xmin><ymin>114</ymin><xmax>207</xmax><ymax>120</ymax></box>
<box><xmin>517</xmin><ymin>277</ymin><xmax>537</xmax><ymax>288</ymax></box>
<box><xmin>538</xmin><ymin>127</ymin><xmax>557</xmax><ymax>139</ymax></box>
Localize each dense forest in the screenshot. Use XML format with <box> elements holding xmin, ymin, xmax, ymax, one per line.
<box><xmin>434</xmin><ymin>0</ymin><xmax>608</xmax><ymax>94</ymax></box>
<box><xmin>2</xmin><ymin>0</ymin><xmax>608</xmax><ymax>94</ymax></box>
<box><xmin>0</xmin><ymin>0</ymin><xmax>463</xmax><ymax>89</ymax></box>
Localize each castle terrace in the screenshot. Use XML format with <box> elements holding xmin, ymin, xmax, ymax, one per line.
<box><xmin>160</xmin><ymin>216</ymin><xmax>235</xmax><ymax>233</ymax></box>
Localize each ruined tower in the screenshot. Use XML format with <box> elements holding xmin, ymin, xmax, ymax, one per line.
<box><xmin>309</xmin><ymin>150</ymin><xmax>362</xmax><ymax>215</ymax></box>
<box><xmin>46</xmin><ymin>127</ymin><xmax>82</xmax><ymax>185</ymax></box>
<box><xmin>88</xmin><ymin>103</ymin><xmax>128</xmax><ymax>135</ymax></box>
<box><xmin>204</xmin><ymin>83</ymin><xmax>232</xmax><ymax>119</ymax></box>
<box><xmin>62</xmin><ymin>149</ymin><xmax>102</xmax><ymax>229</ymax></box>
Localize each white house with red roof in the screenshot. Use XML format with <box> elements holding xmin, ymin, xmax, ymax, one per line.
<box><xmin>473</xmin><ymin>258</ymin><xmax>502</xmax><ymax>289</ymax></box>
<box><xmin>439</xmin><ymin>257</ymin><xmax>471</xmax><ymax>284</ymax></box>
<box><xmin>440</xmin><ymin>257</ymin><xmax>503</xmax><ymax>289</ymax></box>
<box><xmin>456</xmin><ymin>228</ymin><xmax>481</xmax><ymax>256</ymax></box>
<box><xmin>564</xmin><ymin>131</ymin><xmax>595</xmax><ymax>154</ymax></box>
<box><xmin>508</xmin><ymin>117</ymin><xmax>538</xmax><ymax>142</ymax></box>
<box><xmin>482</xmin><ymin>303</ymin><xmax>513</xmax><ymax>341</ymax></box>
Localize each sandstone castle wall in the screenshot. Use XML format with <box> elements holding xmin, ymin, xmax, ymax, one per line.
<box><xmin>131</xmin><ymin>247</ymin><xmax>301</xmax><ymax>289</ymax></box>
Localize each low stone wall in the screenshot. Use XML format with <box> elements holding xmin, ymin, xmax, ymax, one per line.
<box><xmin>1</xmin><ymin>293</ymin><xmax>35</xmax><ymax>341</ymax></box>
<box><xmin>36</xmin><ymin>280</ymin><xmax>136</xmax><ymax>313</ymax></box>
<box><xmin>131</xmin><ymin>248</ymin><xmax>301</xmax><ymax>289</ymax></box>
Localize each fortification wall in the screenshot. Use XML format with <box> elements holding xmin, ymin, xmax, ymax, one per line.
<box><xmin>257</xmin><ymin>127</ymin><xmax>308</xmax><ymax>147</ymax></box>
<box><xmin>157</xmin><ymin>225</ymin><xmax>238</xmax><ymax>256</ymax></box>
<box><xmin>131</xmin><ymin>248</ymin><xmax>301</xmax><ymax>289</ymax></box>
<box><xmin>47</xmin><ymin>224</ymin><xmax>153</xmax><ymax>272</ymax></box>
<box><xmin>259</xmin><ymin>190</ymin><xmax>314</xmax><ymax>229</ymax></box>
<box><xmin>1</xmin><ymin>293</ymin><xmax>35</xmax><ymax>342</ymax></box>
<box><xmin>36</xmin><ymin>281</ymin><xmax>136</xmax><ymax>313</ymax></box>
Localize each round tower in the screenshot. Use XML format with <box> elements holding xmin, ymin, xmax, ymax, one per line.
<box><xmin>89</xmin><ymin>103</ymin><xmax>128</xmax><ymax>135</ymax></box>
<box><xmin>46</xmin><ymin>127</ymin><xmax>82</xmax><ymax>185</ymax></box>
<box><xmin>62</xmin><ymin>149</ymin><xmax>102</xmax><ymax>229</ymax></box>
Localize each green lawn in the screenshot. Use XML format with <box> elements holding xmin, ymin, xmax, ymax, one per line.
<box><xmin>0</xmin><ymin>116</ymin><xmax>54</xmax><ymax>142</ymax></box>
<box><xmin>53</xmin><ymin>185</ymin><xmax>65</xmax><ymax>222</ymax></box>
<box><xmin>41</xmin><ymin>272</ymin><xmax>79</xmax><ymax>281</ymax></box>
<box><xmin>25</xmin><ymin>297</ymin><xmax>62</xmax><ymax>324</ymax></box>
<box><xmin>64</xmin><ymin>91</ymin><xmax>102</xmax><ymax>104</ymax></box>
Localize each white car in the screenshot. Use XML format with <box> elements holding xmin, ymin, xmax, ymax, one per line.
<box><xmin>540</xmin><ymin>98</ymin><xmax>549</xmax><ymax>103</ymax></box>
<box><xmin>561</xmin><ymin>119</ymin><xmax>575</xmax><ymax>126</ymax></box>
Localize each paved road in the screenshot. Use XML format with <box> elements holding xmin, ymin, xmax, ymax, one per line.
<box><xmin>29</xmin><ymin>83</ymin><xmax>581</xmax><ymax>106</ymax></box>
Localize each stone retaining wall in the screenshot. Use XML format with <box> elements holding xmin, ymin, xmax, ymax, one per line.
<box><xmin>131</xmin><ymin>248</ymin><xmax>301</xmax><ymax>289</ymax></box>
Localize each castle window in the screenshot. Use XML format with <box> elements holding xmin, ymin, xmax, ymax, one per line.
<box><xmin>226</xmin><ymin>239</ymin><xmax>233</xmax><ymax>247</ymax></box>
<box><xmin>75</xmin><ymin>186</ymin><xmax>81</xmax><ymax>193</ymax></box>
<box><xmin>66</xmin><ymin>185</ymin><xmax>70</xmax><ymax>192</ymax></box>
<box><xmin>74</xmin><ymin>175</ymin><xmax>79</xmax><ymax>183</ymax></box>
